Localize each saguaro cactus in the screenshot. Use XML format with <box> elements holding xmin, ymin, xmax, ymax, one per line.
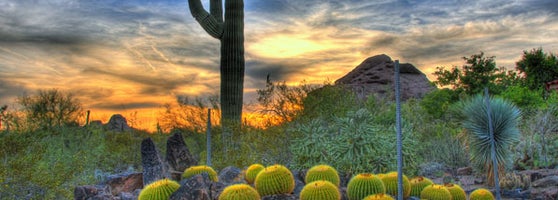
<box><xmin>187</xmin><ymin>0</ymin><xmax>245</xmax><ymax>125</ymax></box>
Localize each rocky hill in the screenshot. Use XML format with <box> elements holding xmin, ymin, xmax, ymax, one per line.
<box><xmin>335</xmin><ymin>54</ymin><xmax>435</xmax><ymax>100</ymax></box>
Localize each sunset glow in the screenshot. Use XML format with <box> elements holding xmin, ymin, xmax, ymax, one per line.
<box><xmin>1</xmin><ymin>0</ymin><xmax>557</xmax><ymax>131</ymax></box>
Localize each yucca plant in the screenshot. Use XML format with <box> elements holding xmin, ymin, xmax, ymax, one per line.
<box><xmin>460</xmin><ymin>94</ymin><xmax>521</xmax><ymax>186</ymax></box>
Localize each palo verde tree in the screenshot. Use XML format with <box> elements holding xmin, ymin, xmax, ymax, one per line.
<box><xmin>516</xmin><ymin>48</ymin><xmax>558</xmax><ymax>90</ymax></box>
<box><xmin>18</xmin><ymin>89</ymin><xmax>83</xmax><ymax>130</ymax></box>
<box><xmin>433</xmin><ymin>52</ymin><xmax>510</xmax><ymax>95</ymax></box>
<box><xmin>187</xmin><ymin>0</ymin><xmax>245</xmax><ymax>125</ymax></box>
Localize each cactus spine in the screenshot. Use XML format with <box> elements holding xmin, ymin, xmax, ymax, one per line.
<box><xmin>469</xmin><ymin>188</ymin><xmax>495</xmax><ymax>200</ymax></box>
<box><xmin>380</xmin><ymin>172</ymin><xmax>411</xmax><ymax>198</ymax></box>
<box><xmin>182</xmin><ymin>165</ymin><xmax>219</xmax><ymax>182</ymax></box>
<box><xmin>420</xmin><ymin>184</ymin><xmax>452</xmax><ymax>200</ymax></box>
<box><xmin>245</xmin><ymin>164</ymin><xmax>265</xmax><ymax>184</ymax></box>
<box><xmin>254</xmin><ymin>164</ymin><xmax>295</xmax><ymax>196</ymax></box>
<box><xmin>187</xmin><ymin>0</ymin><xmax>245</xmax><ymax>124</ymax></box>
<box><xmin>218</xmin><ymin>184</ymin><xmax>260</xmax><ymax>200</ymax></box>
<box><xmin>409</xmin><ymin>176</ymin><xmax>434</xmax><ymax>197</ymax></box>
<box><xmin>300</xmin><ymin>180</ymin><xmax>341</xmax><ymax>200</ymax></box>
<box><xmin>445</xmin><ymin>183</ymin><xmax>466</xmax><ymax>200</ymax></box>
<box><xmin>305</xmin><ymin>164</ymin><xmax>340</xmax><ymax>186</ymax></box>
<box><xmin>363</xmin><ymin>193</ymin><xmax>395</xmax><ymax>200</ymax></box>
<box><xmin>346</xmin><ymin>173</ymin><xmax>386</xmax><ymax>200</ymax></box>
<box><xmin>138</xmin><ymin>178</ymin><xmax>180</xmax><ymax>200</ymax></box>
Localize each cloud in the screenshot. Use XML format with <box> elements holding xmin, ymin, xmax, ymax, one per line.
<box><xmin>81</xmin><ymin>67</ymin><xmax>198</xmax><ymax>95</ymax></box>
<box><xmin>89</xmin><ymin>101</ymin><xmax>162</xmax><ymax>111</ymax></box>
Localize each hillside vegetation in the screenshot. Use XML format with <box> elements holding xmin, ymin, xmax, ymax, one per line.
<box><xmin>1</xmin><ymin>49</ymin><xmax>558</xmax><ymax>199</ymax></box>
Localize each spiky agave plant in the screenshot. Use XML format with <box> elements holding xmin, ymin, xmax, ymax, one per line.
<box><xmin>460</xmin><ymin>95</ymin><xmax>521</xmax><ymax>186</ymax></box>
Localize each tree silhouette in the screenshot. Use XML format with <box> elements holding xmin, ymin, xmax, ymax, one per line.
<box><xmin>187</xmin><ymin>0</ymin><xmax>245</xmax><ymax>125</ymax></box>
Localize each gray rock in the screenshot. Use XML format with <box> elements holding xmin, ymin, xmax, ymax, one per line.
<box><xmin>166</xmin><ymin>132</ymin><xmax>198</xmax><ymax>180</ymax></box>
<box><xmin>532</xmin><ymin>175</ymin><xmax>558</xmax><ymax>188</ymax></box>
<box><xmin>218</xmin><ymin>166</ymin><xmax>243</xmax><ymax>185</ymax></box>
<box><xmin>261</xmin><ymin>194</ymin><xmax>297</xmax><ymax>200</ymax></box>
<box><xmin>74</xmin><ymin>185</ymin><xmax>100</xmax><ymax>200</ymax></box>
<box><xmin>293</xmin><ymin>178</ymin><xmax>305</xmax><ymax>198</ymax></box>
<box><xmin>170</xmin><ymin>173</ymin><xmax>222</xmax><ymax>200</ymax></box>
<box><xmin>335</xmin><ymin>54</ymin><xmax>435</xmax><ymax>100</ymax></box>
<box><xmin>106</xmin><ymin>114</ymin><xmax>131</xmax><ymax>132</ymax></box>
<box><xmin>74</xmin><ymin>185</ymin><xmax>110</xmax><ymax>200</ymax></box>
<box><xmin>141</xmin><ymin>137</ymin><xmax>168</xmax><ymax>186</ymax></box>
<box><xmin>105</xmin><ymin>172</ymin><xmax>143</xmax><ymax>196</ymax></box>
<box><xmin>457</xmin><ymin>166</ymin><xmax>473</xmax><ymax>175</ymax></box>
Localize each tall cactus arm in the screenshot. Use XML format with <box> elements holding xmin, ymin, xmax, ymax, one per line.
<box><xmin>188</xmin><ymin>0</ymin><xmax>223</xmax><ymax>39</ymax></box>
<box><xmin>210</xmin><ymin>0</ymin><xmax>223</xmax><ymax>23</ymax></box>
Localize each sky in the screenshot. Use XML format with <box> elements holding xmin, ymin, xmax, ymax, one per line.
<box><xmin>1</xmin><ymin>0</ymin><xmax>557</xmax><ymax>130</ymax></box>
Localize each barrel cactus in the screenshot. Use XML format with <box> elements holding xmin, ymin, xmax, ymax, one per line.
<box><xmin>138</xmin><ymin>178</ymin><xmax>180</xmax><ymax>200</ymax></box>
<box><xmin>218</xmin><ymin>184</ymin><xmax>260</xmax><ymax>200</ymax></box>
<box><xmin>305</xmin><ymin>164</ymin><xmax>340</xmax><ymax>186</ymax></box>
<box><xmin>182</xmin><ymin>165</ymin><xmax>219</xmax><ymax>182</ymax></box>
<box><xmin>300</xmin><ymin>180</ymin><xmax>340</xmax><ymax>200</ymax></box>
<box><xmin>420</xmin><ymin>184</ymin><xmax>452</xmax><ymax>200</ymax></box>
<box><xmin>380</xmin><ymin>171</ymin><xmax>411</xmax><ymax>198</ymax></box>
<box><xmin>469</xmin><ymin>188</ymin><xmax>495</xmax><ymax>200</ymax></box>
<box><xmin>254</xmin><ymin>164</ymin><xmax>295</xmax><ymax>196</ymax></box>
<box><xmin>245</xmin><ymin>164</ymin><xmax>265</xmax><ymax>184</ymax></box>
<box><xmin>409</xmin><ymin>176</ymin><xmax>434</xmax><ymax>197</ymax></box>
<box><xmin>346</xmin><ymin>173</ymin><xmax>386</xmax><ymax>200</ymax></box>
<box><xmin>363</xmin><ymin>193</ymin><xmax>395</xmax><ymax>200</ymax></box>
<box><xmin>445</xmin><ymin>183</ymin><xmax>466</xmax><ymax>200</ymax></box>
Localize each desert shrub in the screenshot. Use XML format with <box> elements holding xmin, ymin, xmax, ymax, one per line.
<box><xmin>514</xmin><ymin>106</ymin><xmax>558</xmax><ymax>169</ymax></box>
<box><xmin>420</xmin><ymin>88</ymin><xmax>460</xmax><ymax>119</ymax></box>
<box><xmin>17</xmin><ymin>89</ymin><xmax>83</xmax><ymax>130</ymax></box>
<box><xmin>290</xmin><ymin>108</ymin><xmax>419</xmax><ymax>174</ymax></box>
<box><xmin>0</xmin><ymin>125</ymin><xmax>166</xmax><ymax>199</ymax></box>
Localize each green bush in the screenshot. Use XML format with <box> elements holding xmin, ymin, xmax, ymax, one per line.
<box><xmin>289</xmin><ymin>108</ymin><xmax>419</xmax><ymax>174</ymax></box>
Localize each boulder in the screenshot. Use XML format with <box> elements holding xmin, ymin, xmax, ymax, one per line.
<box><xmin>335</xmin><ymin>54</ymin><xmax>435</xmax><ymax>100</ymax></box>
<box><xmin>166</xmin><ymin>132</ymin><xmax>198</xmax><ymax>180</ymax></box>
<box><xmin>74</xmin><ymin>185</ymin><xmax>110</xmax><ymax>200</ymax></box>
<box><xmin>105</xmin><ymin>172</ymin><xmax>143</xmax><ymax>196</ymax></box>
<box><xmin>293</xmin><ymin>178</ymin><xmax>305</xmax><ymax>198</ymax></box>
<box><xmin>170</xmin><ymin>173</ymin><xmax>224</xmax><ymax>200</ymax></box>
<box><xmin>218</xmin><ymin>166</ymin><xmax>243</xmax><ymax>185</ymax></box>
<box><xmin>532</xmin><ymin>175</ymin><xmax>558</xmax><ymax>188</ymax></box>
<box><xmin>261</xmin><ymin>194</ymin><xmax>297</xmax><ymax>200</ymax></box>
<box><xmin>141</xmin><ymin>137</ymin><xmax>168</xmax><ymax>186</ymax></box>
<box><xmin>106</xmin><ymin>114</ymin><xmax>131</xmax><ymax>132</ymax></box>
<box><xmin>457</xmin><ymin>166</ymin><xmax>473</xmax><ymax>176</ymax></box>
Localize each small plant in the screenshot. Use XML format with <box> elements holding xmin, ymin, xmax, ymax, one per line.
<box><xmin>138</xmin><ymin>178</ymin><xmax>180</xmax><ymax>200</ymax></box>
<box><xmin>409</xmin><ymin>176</ymin><xmax>434</xmax><ymax>197</ymax></box>
<box><xmin>445</xmin><ymin>183</ymin><xmax>466</xmax><ymax>200</ymax></box>
<box><xmin>182</xmin><ymin>165</ymin><xmax>219</xmax><ymax>182</ymax></box>
<box><xmin>299</xmin><ymin>180</ymin><xmax>340</xmax><ymax>200</ymax></box>
<box><xmin>499</xmin><ymin>172</ymin><xmax>531</xmax><ymax>190</ymax></box>
<box><xmin>346</xmin><ymin>173</ymin><xmax>385</xmax><ymax>200</ymax></box>
<box><xmin>420</xmin><ymin>184</ymin><xmax>452</xmax><ymax>200</ymax></box>
<box><xmin>218</xmin><ymin>184</ymin><xmax>260</xmax><ymax>200</ymax></box>
<box><xmin>254</xmin><ymin>164</ymin><xmax>295</xmax><ymax>196</ymax></box>
<box><xmin>379</xmin><ymin>172</ymin><xmax>411</xmax><ymax>198</ymax></box>
<box><xmin>244</xmin><ymin>164</ymin><xmax>265</xmax><ymax>184</ymax></box>
<box><xmin>305</xmin><ymin>164</ymin><xmax>340</xmax><ymax>186</ymax></box>
<box><xmin>469</xmin><ymin>188</ymin><xmax>495</xmax><ymax>200</ymax></box>
<box><xmin>363</xmin><ymin>193</ymin><xmax>395</xmax><ymax>200</ymax></box>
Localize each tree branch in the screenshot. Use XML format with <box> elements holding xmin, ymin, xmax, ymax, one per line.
<box><xmin>188</xmin><ymin>0</ymin><xmax>223</xmax><ymax>39</ymax></box>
